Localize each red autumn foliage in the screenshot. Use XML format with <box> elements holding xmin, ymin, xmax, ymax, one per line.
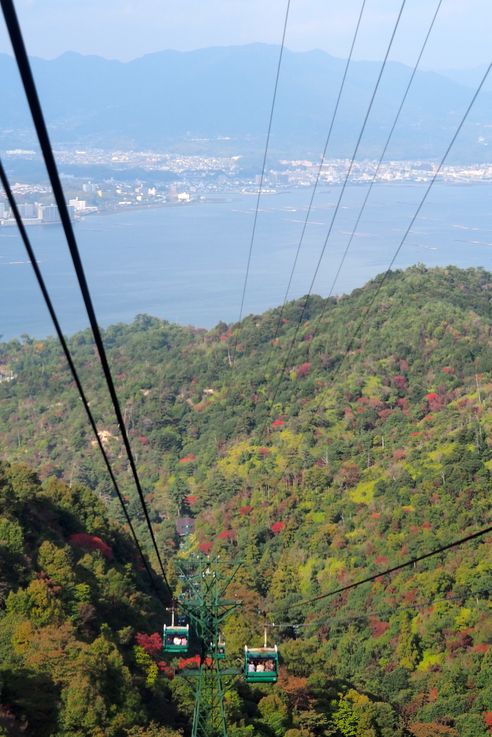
<box><xmin>217</xmin><ymin>529</ymin><xmax>235</xmax><ymax>541</ymax></box>
<box><xmin>136</xmin><ymin>632</ymin><xmax>162</xmax><ymax>657</ymax></box>
<box><xmin>428</xmin><ymin>687</ymin><xmax>439</xmax><ymax>702</ymax></box>
<box><xmin>483</xmin><ymin>713</ymin><xmax>492</xmax><ymax>730</ymax></box>
<box><xmin>335</xmin><ymin>461</ymin><xmax>361</xmax><ymax>488</ymax></box>
<box><xmin>277</xmin><ymin>670</ymin><xmax>310</xmax><ymax>708</ymax></box>
<box><xmin>219</xmin><ymin>330</ymin><xmax>233</xmax><ymax>342</ymax></box>
<box><xmin>371</xmin><ymin>512</ymin><xmax>381</xmax><ymax>519</ymax></box>
<box><xmin>369</xmin><ymin>617</ymin><xmax>390</xmax><ymax>638</ymax></box>
<box><xmin>271</xmin><ymin>521</ymin><xmax>285</xmax><ymax>534</ymax></box>
<box><xmin>393</xmin><ymin>374</ymin><xmax>408</xmax><ymax>391</ymax></box>
<box><xmin>179</xmin><ymin>453</ymin><xmax>197</xmax><ymax>464</ymax></box>
<box><xmin>258</xmin><ymin>447</ymin><xmax>271</xmax><ymax>457</ymax></box>
<box><xmin>426</xmin><ymin>392</ymin><xmax>446</xmax><ymax>411</ymax></box>
<box><xmin>185</xmin><ymin>494</ymin><xmax>198</xmax><ymax>506</ymax></box>
<box><xmin>393</xmin><ymin>449</ymin><xmax>406</xmax><ymax>460</ymax></box>
<box><xmin>472</xmin><ymin>643</ymin><xmax>490</xmax><ymax>654</ymax></box>
<box><xmin>199</xmin><ymin>541</ymin><xmax>213</xmax><ymax>554</ymax></box>
<box><xmin>449</xmin><ymin>632</ymin><xmax>473</xmax><ymax>652</ymax></box>
<box><xmin>375</xmin><ymin>555</ymin><xmax>389</xmax><ymax>566</ymax></box>
<box><xmin>69</xmin><ymin>533</ymin><xmax>113</xmax><ymax>559</ymax></box>
<box><xmin>442</xmin><ymin>366</ymin><xmax>454</xmax><ymax>374</ymax></box>
<box><xmin>296</xmin><ymin>362</ymin><xmax>311</xmax><ymax>379</ymax></box>
<box><xmin>409</xmin><ymin>722</ymin><xmax>458</xmax><ymax>737</ymax></box>
<box><xmin>422</xmin><ymin>521</ymin><xmax>432</xmax><ymax>530</ymax></box>
<box><xmin>239</xmin><ymin>505</ymin><xmax>253</xmax><ymax>516</ymax></box>
<box><xmin>272</xmin><ymin>418</ymin><xmax>285</xmax><ymax>428</ymax></box>
<box><xmin>397</xmin><ymin>397</ymin><xmax>410</xmax><ymax>412</ymax></box>
<box><xmin>177</xmin><ymin>655</ymin><xmax>200</xmax><ymax>669</ymax></box>
<box><xmin>356</xmin><ymin>396</ymin><xmax>384</xmax><ymax>410</ymax></box>
<box><xmin>177</xmin><ymin>655</ymin><xmax>212</xmax><ymax>670</ymax></box>
<box><xmin>139</xmin><ymin>435</ymin><xmax>149</xmax><ymax>445</ymax></box>
<box><xmin>378</xmin><ymin>409</ymin><xmax>394</xmax><ymax>420</ymax></box>
<box><xmin>157</xmin><ymin>662</ymin><xmax>174</xmax><ymax>678</ymax></box>
<box><xmin>410</xmin><ymin>431</ymin><xmax>421</xmax><ymax>437</ymax></box>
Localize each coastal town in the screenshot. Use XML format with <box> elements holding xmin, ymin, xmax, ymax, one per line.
<box><xmin>1</xmin><ymin>146</ymin><xmax>491</xmax><ymax>225</ymax></box>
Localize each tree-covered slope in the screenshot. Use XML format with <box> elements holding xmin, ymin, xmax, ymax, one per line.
<box><xmin>0</xmin><ymin>265</ymin><xmax>491</xmax><ymax>736</ymax></box>
<box><xmin>0</xmin><ymin>462</ymin><xmax>181</xmax><ymax>737</ymax></box>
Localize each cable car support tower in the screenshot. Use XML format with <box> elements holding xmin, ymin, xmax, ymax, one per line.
<box><xmin>177</xmin><ymin>558</ymin><xmax>242</xmax><ymax>737</ymax></box>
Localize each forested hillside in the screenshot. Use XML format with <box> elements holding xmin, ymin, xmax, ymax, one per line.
<box><xmin>0</xmin><ymin>462</ymin><xmax>181</xmax><ymax>736</ymax></box>
<box><xmin>0</xmin><ymin>265</ymin><xmax>491</xmax><ymax>736</ymax></box>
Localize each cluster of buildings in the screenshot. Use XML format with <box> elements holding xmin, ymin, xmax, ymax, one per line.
<box><xmin>0</xmin><ymin>197</ymin><xmax>98</xmax><ymax>227</ymax></box>
<box><xmin>1</xmin><ymin>146</ymin><xmax>490</xmax><ymax>226</ymax></box>
<box><xmin>275</xmin><ymin>158</ymin><xmax>492</xmax><ymax>186</ymax></box>
<box><xmin>53</xmin><ymin>147</ymin><xmax>241</xmax><ymax>176</ymax></box>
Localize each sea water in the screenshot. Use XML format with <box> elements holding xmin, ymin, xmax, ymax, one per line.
<box><xmin>0</xmin><ymin>183</ymin><xmax>490</xmax><ymax>340</ymax></box>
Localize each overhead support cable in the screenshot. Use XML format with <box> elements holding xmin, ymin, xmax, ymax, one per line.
<box><xmin>231</xmin><ymin>0</ymin><xmax>292</xmax><ymax>365</ymax></box>
<box><xmin>263</xmin><ymin>0</ymin><xmax>368</xmax><ymax>371</ymax></box>
<box><xmin>273</xmin><ymin>524</ymin><xmax>492</xmax><ymax>615</ymax></box>
<box><xmin>310</xmin><ymin>60</ymin><xmax>491</xmax><ymax>416</ymax></box>
<box><xmin>259</xmin><ymin>0</ymin><xmax>408</xmax><ymax>427</ymax></box>
<box><xmin>1</xmin><ymin>0</ymin><xmax>172</xmax><ymax>595</ymax></box>
<box><xmin>303</xmin><ymin>0</ymin><xmax>444</xmax><ymax>348</ymax></box>
<box><xmin>269</xmin><ymin>587</ymin><xmax>491</xmax><ymax>632</ymax></box>
<box><xmin>0</xmin><ymin>159</ymin><xmax>165</xmax><ymax>604</ymax></box>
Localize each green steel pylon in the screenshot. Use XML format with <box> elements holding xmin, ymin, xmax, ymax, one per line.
<box><xmin>177</xmin><ymin>558</ymin><xmax>242</xmax><ymax>737</ymax></box>
<box><xmin>190</xmin><ymin>664</ymin><xmax>228</xmax><ymax>737</ymax></box>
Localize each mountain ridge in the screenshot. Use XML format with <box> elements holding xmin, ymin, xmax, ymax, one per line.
<box><xmin>1</xmin><ymin>44</ymin><xmax>491</xmax><ymax>160</ymax></box>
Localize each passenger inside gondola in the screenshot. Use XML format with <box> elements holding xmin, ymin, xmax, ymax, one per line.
<box><xmin>166</xmin><ymin>634</ymin><xmax>188</xmax><ymax>647</ymax></box>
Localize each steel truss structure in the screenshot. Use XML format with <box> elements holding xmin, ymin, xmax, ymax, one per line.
<box><xmin>177</xmin><ymin>558</ymin><xmax>242</xmax><ymax>737</ymax></box>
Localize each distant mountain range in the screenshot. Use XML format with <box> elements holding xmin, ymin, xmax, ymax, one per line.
<box><xmin>1</xmin><ymin>44</ymin><xmax>491</xmax><ymax>162</ymax></box>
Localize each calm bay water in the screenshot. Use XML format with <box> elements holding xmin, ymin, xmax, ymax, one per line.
<box><xmin>0</xmin><ymin>183</ymin><xmax>491</xmax><ymax>340</ymax></box>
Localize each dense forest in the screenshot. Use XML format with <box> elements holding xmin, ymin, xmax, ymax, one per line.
<box><xmin>0</xmin><ymin>265</ymin><xmax>491</xmax><ymax>736</ymax></box>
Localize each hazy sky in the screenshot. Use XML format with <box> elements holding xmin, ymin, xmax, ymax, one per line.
<box><xmin>0</xmin><ymin>0</ymin><xmax>490</xmax><ymax>71</ymax></box>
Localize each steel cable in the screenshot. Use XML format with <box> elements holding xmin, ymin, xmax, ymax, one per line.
<box><xmin>231</xmin><ymin>0</ymin><xmax>292</xmax><ymax>364</ymax></box>
<box><xmin>0</xmin><ymin>159</ymin><xmax>167</xmax><ymax>604</ymax></box>
<box><xmin>1</xmin><ymin>0</ymin><xmax>172</xmax><ymax>595</ymax></box>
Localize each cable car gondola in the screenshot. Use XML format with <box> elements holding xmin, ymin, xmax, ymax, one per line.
<box><xmin>163</xmin><ymin>605</ymin><xmax>189</xmax><ymax>654</ymax></box>
<box><xmin>244</xmin><ymin>627</ymin><xmax>278</xmax><ymax>683</ymax></box>
<box><xmin>211</xmin><ymin>635</ymin><xmax>226</xmax><ymax>660</ymax></box>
